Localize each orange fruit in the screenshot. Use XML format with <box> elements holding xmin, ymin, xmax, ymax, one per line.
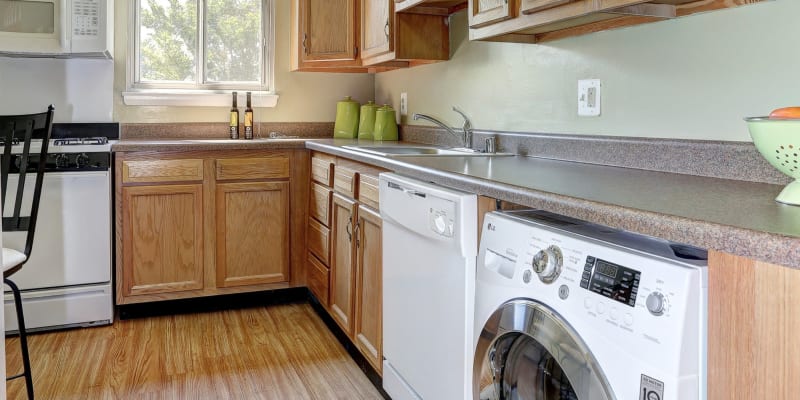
<box><xmin>769</xmin><ymin>107</ymin><xmax>800</xmax><ymax>119</ymax></box>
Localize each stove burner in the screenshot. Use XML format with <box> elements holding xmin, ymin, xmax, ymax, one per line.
<box><xmin>0</xmin><ymin>137</ymin><xmax>20</xmax><ymax>146</ymax></box>
<box><xmin>54</xmin><ymin>137</ymin><xmax>109</xmax><ymax>146</ymax></box>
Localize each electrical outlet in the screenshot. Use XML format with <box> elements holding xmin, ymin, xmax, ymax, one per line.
<box><xmin>578</xmin><ymin>79</ymin><xmax>601</xmax><ymax>117</ymax></box>
<box><xmin>400</xmin><ymin>92</ymin><xmax>408</xmax><ymax>116</ymax></box>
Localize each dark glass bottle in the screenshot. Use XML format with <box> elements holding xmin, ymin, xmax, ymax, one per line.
<box><xmin>230</xmin><ymin>92</ymin><xmax>240</xmax><ymax>139</ymax></box>
<box><xmin>244</xmin><ymin>92</ymin><xmax>254</xmax><ymax>140</ymax></box>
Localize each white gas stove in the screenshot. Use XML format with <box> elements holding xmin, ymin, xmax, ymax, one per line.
<box><xmin>3</xmin><ymin>123</ymin><xmax>117</xmax><ymax>332</ymax></box>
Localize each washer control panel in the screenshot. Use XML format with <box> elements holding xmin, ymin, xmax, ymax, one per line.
<box><xmin>581</xmin><ymin>256</ymin><xmax>641</xmax><ymax>307</ymax></box>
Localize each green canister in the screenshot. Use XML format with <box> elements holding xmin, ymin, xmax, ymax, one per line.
<box><xmin>334</xmin><ymin>96</ymin><xmax>360</xmax><ymax>139</ymax></box>
<box><xmin>358</xmin><ymin>101</ymin><xmax>380</xmax><ymax>140</ymax></box>
<box><xmin>373</xmin><ymin>105</ymin><xmax>398</xmax><ymax>141</ymax></box>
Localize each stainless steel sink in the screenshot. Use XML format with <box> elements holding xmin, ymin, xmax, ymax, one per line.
<box><xmin>343</xmin><ymin>145</ymin><xmax>512</xmax><ymax>157</ymax></box>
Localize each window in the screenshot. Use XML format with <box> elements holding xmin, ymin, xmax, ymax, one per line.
<box><xmin>124</xmin><ymin>0</ymin><xmax>276</xmax><ymax>107</ymax></box>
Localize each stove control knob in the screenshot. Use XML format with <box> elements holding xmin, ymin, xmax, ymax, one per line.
<box><xmin>646</xmin><ymin>292</ymin><xmax>666</xmax><ymax>316</ymax></box>
<box><xmin>55</xmin><ymin>154</ymin><xmax>70</xmax><ymax>168</ymax></box>
<box><xmin>75</xmin><ymin>153</ymin><xmax>90</xmax><ymax>168</ymax></box>
<box><xmin>532</xmin><ymin>245</ymin><xmax>563</xmax><ymax>284</ymax></box>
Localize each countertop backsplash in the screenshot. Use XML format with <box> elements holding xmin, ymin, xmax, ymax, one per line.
<box><xmin>121</xmin><ymin>122</ymin><xmax>335</xmax><ymax>140</ymax></box>
<box><xmin>400</xmin><ymin>125</ymin><xmax>790</xmax><ymax>185</ymax></box>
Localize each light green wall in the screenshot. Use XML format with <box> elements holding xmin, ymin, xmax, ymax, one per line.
<box><xmin>376</xmin><ymin>1</ymin><xmax>795</xmax><ymax>141</ymax></box>
<box><xmin>113</xmin><ymin>0</ymin><xmax>374</xmax><ymax>123</ymax></box>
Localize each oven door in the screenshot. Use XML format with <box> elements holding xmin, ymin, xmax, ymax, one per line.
<box><xmin>2</xmin><ymin>171</ymin><xmax>111</xmax><ymax>290</ymax></box>
<box><xmin>0</xmin><ymin>0</ymin><xmax>67</xmax><ymax>54</ymax></box>
<box><xmin>474</xmin><ymin>299</ymin><xmax>615</xmax><ymax>400</ymax></box>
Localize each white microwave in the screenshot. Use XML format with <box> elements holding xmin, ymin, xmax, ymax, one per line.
<box><xmin>0</xmin><ymin>0</ymin><xmax>112</xmax><ymax>58</ymax></box>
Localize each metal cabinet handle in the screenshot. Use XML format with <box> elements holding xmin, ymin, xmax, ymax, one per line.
<box><xmin>302</xmin><ymin>33</ymin><xmax>308</xmax><ymax>54</ymax></box>
<box><xmin>354</xmin><ymin>221</ymin><xmax>361</xmax><ymax>248</ymax></box>
<box><xmin>384</xmin><ymin>20</ymin><xmax>390</xmax><ymax>40</ymax></box>
<box><xmin>346</xmin><ymin>219</ymin><xmax>353</xmax><ymax>242</ymax></box>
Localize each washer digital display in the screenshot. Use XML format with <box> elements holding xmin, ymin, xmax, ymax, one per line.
<box><xmin>580</xmin><ymin>257</ymin><xmax>641</xmax><ymax>307</ymax></box>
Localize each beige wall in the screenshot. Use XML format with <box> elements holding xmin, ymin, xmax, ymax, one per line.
<box><xmin>375</xmin><ymin>1</ymin><xmax>795</xmax><ymax>141</ymax></box>
<box><xmin>113</xmin><ymin>1</ymin><xmax>374</xmax><ymax>123</ymax></box>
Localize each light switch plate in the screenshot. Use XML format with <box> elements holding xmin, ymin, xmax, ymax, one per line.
<box><xmin>400</xmin><ymin>92</ymin><xmax>408</xmax><ymax>116</ymax></box>
<box><xmin>578</xmin><ymin>79</ymin><xmax>601</xmax><ymax>117</ymax></box>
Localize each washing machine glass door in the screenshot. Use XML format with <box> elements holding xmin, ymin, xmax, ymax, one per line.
<box><xmin>474</xmin><ymin>299</ymin><xmax>614</xmax><ymax>400</ymax></box>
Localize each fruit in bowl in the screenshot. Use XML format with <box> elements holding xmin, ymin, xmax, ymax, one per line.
<box><xmin>746</xmin><ymin>107</ymin><xmax>800</xmax><ymax>205</ymax></box>
<box><xmin>769</xmin><ymin>107</ymin><xmax>800</xmax><ymax>119</ymax></box>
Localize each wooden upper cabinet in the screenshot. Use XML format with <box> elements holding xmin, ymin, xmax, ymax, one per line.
<box><xmin>215</xmin><ymin>181</ymin><xmax>290</xmax><ymax>288</ymax></box>
<box><xmin>361</xmin><ymin>0</ymin><xmax>393</xmax><ymax>60</ymax></box>
<box><xmin>468</xmin><ymin>0</ymin><xmax>516</xmax><ymax>28</ymax></box>
<box><xmin>470</xmin><ymin>0</ymin><xmax>761</xmax><ymax>44</ymax></box>
<box><xmin>121</xmin><ymin>184</ymin><xmax>204</xmax><ymax>297</ymax></box>
<box><xmin>293</xmin><ymin>0</ymin><xmax>366</xmax><ymax>71</ymax></box>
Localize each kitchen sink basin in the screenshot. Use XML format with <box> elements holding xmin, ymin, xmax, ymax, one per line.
<box><xmin>343</xmin><ymin>145</ymin><xmax>512</xmax><ymax>157</ymax></box>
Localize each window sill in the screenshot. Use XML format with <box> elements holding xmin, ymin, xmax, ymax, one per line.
<box><xmin>122</xmin><ymin>90</ymin><xmax>279</xmax><ymax>107</ymax></box>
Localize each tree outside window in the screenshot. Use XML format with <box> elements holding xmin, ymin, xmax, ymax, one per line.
<box><xmin>135</xmin><ymin>0</ymin><xmax>271</xmax><ymax>90</ymax></box>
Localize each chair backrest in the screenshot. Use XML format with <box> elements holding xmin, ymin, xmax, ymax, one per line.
<box><xmin>0</xmin><ymin>105</ymin><xmax>54</xmax><ymax>259</ymax></box>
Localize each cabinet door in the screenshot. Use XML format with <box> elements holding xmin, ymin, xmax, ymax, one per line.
<box><xmin>354</xmin><ymin>205</ymin><xmax>383</xmax><ymax>373</ymax></box>
<box><xmin>361</xmin><ymin>0</ymin><xmax>393</xmax><ymax>60</ymax></box>
<box><xmin>301</xmin><ymin>0</ymin><xmax>358</xmax><ymax>62</ymax></box>
<box><xmin>216</xmin><ymin>181</ymin><xmax>290</xmax><ymax>287</ymax></box>
<box><xmin>330</xmin><ymin>193</ymin><xmax>357</xmax><ymax>336</ymax></box>
<box><xmin>122</xmin><ymin>184</ymin><xmax>204</xmax><ymax>296</ymax></box>
<box><xmin>520</xmin><ymin>0</ymin><xmax>574</xmax><ymax>14</ymax></box>
<box><xmin>468</xmin><ymin>0</ymin><xmax>516</xmax><ymax>28</ymax></box>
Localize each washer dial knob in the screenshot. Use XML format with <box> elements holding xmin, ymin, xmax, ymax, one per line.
<box><xmin>531</xmin><ymin>245</ymin><xmax>563</xmax><ymax>284</ymax></box>
<box><xmin>646</xmin><ymin>292</ymin><xmax>666</xmax><ymax>316</ymax></box>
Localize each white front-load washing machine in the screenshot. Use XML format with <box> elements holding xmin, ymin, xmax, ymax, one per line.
<box><xmin>474</xmin><ymin>210</ymin><xmax>707</xmax><ymax>400</ymax></box>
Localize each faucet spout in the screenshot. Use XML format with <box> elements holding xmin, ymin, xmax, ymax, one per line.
<box><xmin>412</xmin><ymin>106</ymin><xmax>474</xmax><ymax>149</ymax></box>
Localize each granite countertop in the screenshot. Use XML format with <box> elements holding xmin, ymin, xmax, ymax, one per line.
<box><xmin>111</xmin><ymin>136</ymin><xmax>800</xmax><ymax>269</ymax></box>
<box><xmin>306</xmin><ymin>139</ymin><xmax>800</xmax><ymax>269</ymax></box>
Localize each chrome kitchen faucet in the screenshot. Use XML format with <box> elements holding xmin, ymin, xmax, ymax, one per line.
<box><xmin>413</xmin><ymin>106</ymin><xmax>474</xmax><ymax>150</ymax></box>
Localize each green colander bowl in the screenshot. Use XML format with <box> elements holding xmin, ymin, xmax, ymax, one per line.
<box><xmin>745</xmin><ymin>117</ymin><xmax>800</xmax><ymax>205</ymax></box>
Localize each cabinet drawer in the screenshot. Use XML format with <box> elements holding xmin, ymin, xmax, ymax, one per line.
<box><xmin>216</xmin><ymin>155</ymin><xmax>290</xmax><ymax>181</ymax></box>
<box><xmin>122</xmin><ymin>159</ymin><xmax>204</xmax><ymax>183</ymax></box>
<box><xmin>307</xmin><ymin>253</ymin><xmax>330</xmax><ymax>306</ymax></box>
<box><xmin>333</xmin><ymin>165</ymin><xmax>358</xmax><ymax>198</ymax></box>
<box><xmin>310</xmin><ymin>183</ymin><xmax>332</xmax><ymax>226</ymax></box>
<box><xmin>358</xmin><ymin>174</ymin><xmax>380</xmax><ymax>210</ymax></box>
<box><xmin>308</xmin><ymin>217</ymin><xmax>331</xmax><ymax>265</ymax></box>
<box><xmin>311</xmin><ymin>155</ymin><xmax>335</xmax><ymax>187</ymax></box>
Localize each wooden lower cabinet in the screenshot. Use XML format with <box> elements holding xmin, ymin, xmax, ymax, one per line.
<box><xmin>116</xmin><ymin>150</ymin><xmax>304</xmax><ymax>305</ymax></box>
<box><xmin>121</xmin><ymin>184</ymin><xmax>205</xmax><ymax>296</ymax></box>
<box><xmin>307</xmin><ymin>154</ymin><xmax>386</xmax><ymax>375</ymax></box>
<box><xmin>708</xmin><ymin>250</ymin><xmax>800</xmax><ymax>400</ymax></box>
<box><xmin>215</xmin><ymin>181</ymin><xmax>290</xmax><ymax>287</ymax></box>
<box><xmin>330</xmin><ymin>193</ymin><xmax>358</xmax><ymax>336</ymax></box>
<box><xmin>353</xmin><ymin>205</ymin><xmax>383</xmax><ymax>373</ymax></box>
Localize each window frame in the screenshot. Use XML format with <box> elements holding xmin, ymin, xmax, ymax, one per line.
<box><xmin>124</xmin><ymin>0</ymin><xmax>277</xmax><ymax>107</ymax></box>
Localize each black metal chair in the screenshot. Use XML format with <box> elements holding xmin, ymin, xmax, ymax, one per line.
<box><xmin>1</xmin><ymin>105</ymin><xmax>54</xmax><ymax>400</ymax></box>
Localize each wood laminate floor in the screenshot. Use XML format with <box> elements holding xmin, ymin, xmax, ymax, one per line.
<box><xmin>5</xmin><ymin>303</ymin><xmax>383</xmax><ymax>399</ymax></box>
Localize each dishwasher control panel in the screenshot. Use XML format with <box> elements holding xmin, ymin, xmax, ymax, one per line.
<box><xmin>429</xmin><ymin>207</ymin><xmax>454</xmax><ymax>237</ymax></box>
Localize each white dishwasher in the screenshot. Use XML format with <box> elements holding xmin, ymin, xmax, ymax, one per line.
<box><xmin>379</xmin><ymin>173</ymin><xmax>477</xmax><ymax>400</ymax></box>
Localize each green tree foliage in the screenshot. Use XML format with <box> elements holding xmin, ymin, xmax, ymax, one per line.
<box><xmin>140</xmin><ymin>0</ymin><xmax>262</xmax><ymax>83</ymax></box>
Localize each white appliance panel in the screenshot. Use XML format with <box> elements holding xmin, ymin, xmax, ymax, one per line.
<box><xmin>380</xmin><ymin>173</ymin><xmax>477</xmax><ymax>400</ymax></box>
<box><xmin>3</xmin><ymin>171</ymin><xmax>111</xmax><ymax>289</ymax></box>
<box><xmin>4</xmin><ymin>283</ymin><xmax>112</xmax><ymax>331</ymax></box>
<box><xmin>0</xmin><ymin>0</ymin><xmax>112</xmax><ymax>57</ymax></box>
<box><xmin>475</xmin><ymin>211</ymin><xmax>707</xmax><ymax>400</ymax></box>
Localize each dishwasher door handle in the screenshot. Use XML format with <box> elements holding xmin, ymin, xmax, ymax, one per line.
<box><xmin>387</xmin><ymin>181</ymin><xmax>427</xmax><ymax>198</ymax></box>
